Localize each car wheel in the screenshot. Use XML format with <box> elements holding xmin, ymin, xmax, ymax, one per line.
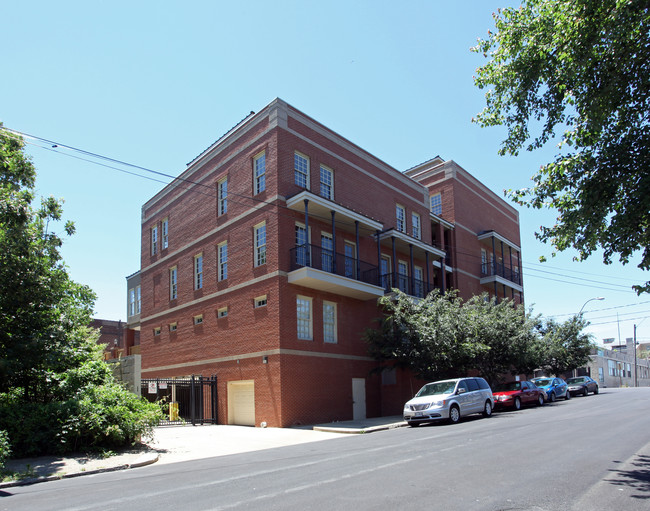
<box><xmin>565</xmin><ymin>391</ymin><xmax>571</xmax><ymax>400</ymax></box>
<box><xmin>407</xmin><ymin>421</ymin><xmax>420</xmax><ymax>427</ymax></box>
<box><xmin>514</xmin><ymin>397</ymin><xmax>522</xmax><ymax>410</ymax></box>
<box><xmin>537</xmin><ymin>394</ymin><xmax>544</xmax><ymax>406</ymax></box>
<box><xmin>594</xmin><ymin>386</ymin><xmax>599</xmax><ymax>395</ymax></box>
<box><xmin>549</xmin><ymin>392</ymin><xmax>556</xmax><ymax>403</ymax></box>
<box><xmin>483</xmin><ymin>400</ymin><xmax>493</xmax><ymax>417</ymax></box>
<box><xmin>448</xmin><ymin>405</ymin><xmax>460</xmax><ymax>424</ymax></box>
<box><xmin>583</xmin><ymin>387</ymin><xmax>589</xmax><ymax>396</ymax></box>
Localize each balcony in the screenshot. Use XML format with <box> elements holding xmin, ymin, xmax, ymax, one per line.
<box><xmin>288</xmin><ymin>244</ymin><xmax>385</xmax><ymax>300</ymax></box>
<box><xmin>480</xmin><ymin>262</ymin><xmax>523</xmax><ymax>292</ymax></box>
<box><xmin>380</xmin><ymin>272</ymin><xmax>435</xmax><ymax>299</ymax></box>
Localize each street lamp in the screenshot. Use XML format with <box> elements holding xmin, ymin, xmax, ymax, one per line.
<box><xmin>579</xmin><ymin>297</ymin><xmax>604</xmax><ymax>315</ymax></box>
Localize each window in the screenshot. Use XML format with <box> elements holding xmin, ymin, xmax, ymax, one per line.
<box><xmin>414</xmin><ymin>266</ymin><xmax>424</xmax><ymax>297</ymax></box>
<box><xmin>151</xmin><ymin>225</ymin><xmax>158</xmax><ymax>255</ymax></box>
<box><xmin>294</xmin><ymin>152</ymin><xmax>309</xmax><ymax>189</ymax></box>
<box><xmin>320</xmin><ymin>165</ymin><xmax>333</xmax><ymax>200</ymax></box>
<box><xmin>296</xmin><ymin>296</ymin><xmax>312</xmax><ymax>340</ymax></box>
<box><xmin>162</xmin><ymin>218</ymin><xmax>169</xmax><ymax>249</ymax></box>
<box><xmin>218</xmin><ymin>242</ymin><xmax>228</xmax><ymax>281</ymax></box>
<box><xmin>398</xmin><ymin>261</ymin><xmax>408</xmax><ymax>292</ymax></box>
<box><xmin>608</xmin><ymin>359</ymin><xmax>617</xmax><ymax>376</ymax></box>
<box><xmin>169</xmin><ymin>267</ymin><xmax>178</xmax><ymax>300</ymax></box>
<box><xmin>254</xmin><ymin>295</ymin><xmax>267</xmax><ymax>308</ymax></box>
<box><xmin>295</xmin><ymin>223</ymin><xmax>309</xmax><ymax>267</ymax></box>
<box><xmin>344</xmin><ymin>241</ymin><xmax>356</xmax><ymax>279</ymax></box>
<box><xmin>412</xmin><ymin>212</ymin><xmax>421</xmax><ymax>240</ymax></box>
<box><xmin>254</xmin><ymin>152</ymin><xmax>266</xmax><ymax>194</ymax></box>
<box><xmin>323</xmin><ymin>301</ymin><xmax>337</xmax><ymax>343</ymax></box>
<box><xmin>254</xmin><ymin>223</ymin><xmax>266</xmax><ymax>266</ymax></box>
<box><xmin>396</xmin><ymin>205</ymin><xmax>406</xmax><ymax>233</ymax></box>
<box><xmin>193</xmin><ymin>314</ymin><xmax>203</xmax><ymax>325</ymax></box>
<box><xmin>218</xmin><ymin>307</ymin><xmax>228</xmax><ymax>318</ymax></box>
<box><xmin>626</xmin><ymin>363</ymin><xmax>631</xmax><ymax>378</ymax></box>
<box><xmin>136</xmin><ymin>285</ymin><xmax>141</xmax><ymax>314</ymax></box>
<box><xmin>153</xmin><ymin>326</ymin><xmax>161</xmax><ymax>336</ymax></box>
<box><xmin>169</xmin><ymin>322</ymin><xmax>177</xmax><ymax>332</ymax></box>
<box><xmin>128</xmin><ymin>288</ymin><xmax>136</xmax><ymax>316</ymax></box>
<box><xmin>430</xmin><ymin>193</ymin><xmax>442</xmax><ymax>215</ymax></box>
<box><xmin>481</xmin><ymin>249</ymin><xmax>488</xmax><ymax>274</ymax></box>
<box><xmin>380</xmin><ymin>255</ymin><xmax>391</xmax><ymax>289</ymax></box>
<box><xmin>194</xmin><ymin>254</ymin><xmax>203</xmax><ymax>290</ymax></box>
<box><xmin>321</xmin><ymin>233</ymin><xmax>333</xmax><ymax>273</ymax></box>
<box><xmin>218</xmin><ymin>178</ymin><xmax>228</xmax><ymax>215</ymax></box>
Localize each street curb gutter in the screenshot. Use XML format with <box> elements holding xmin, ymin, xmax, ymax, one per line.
<box><xmin>312</xmin><ymin>421</ymin><xmax>408</xmax><ymax>434</ymax></box>
<box><xmin>0</xmin><ymin>453</ymin><xmax>159</xmax><ymax>489</ymax></box>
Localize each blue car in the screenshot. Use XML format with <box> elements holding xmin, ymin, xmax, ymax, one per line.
<box><xmin>531</xmin><ymin>377</ymin><xmax>571</xmax><ymax>402</ymax></box>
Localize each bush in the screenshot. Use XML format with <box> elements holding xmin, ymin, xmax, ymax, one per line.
<box><xmin>0</xmin><ymin>430</ymin><xmax>10</xmax><ymax>468</ymax></box>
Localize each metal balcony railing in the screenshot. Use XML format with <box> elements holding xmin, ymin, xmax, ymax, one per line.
<box><xmin>481</xmin><ymin>261</ymin><xmax>521</xmax><ymax>285</ymax></box>
<box><xmin>380</xmin><ymin>272</ymin><xmax>434</xmax><ymax>298</ymax></box>
<box><xmin>289</xmin><ymin>244</ymin><xmax>379</xmax><ymax>287</ymax></box>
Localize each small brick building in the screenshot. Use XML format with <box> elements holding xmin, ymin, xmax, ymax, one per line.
<box><xmin>128</xmin><ymin>98</ymin><xmax>523</xmax><ymax>427</ymax></box>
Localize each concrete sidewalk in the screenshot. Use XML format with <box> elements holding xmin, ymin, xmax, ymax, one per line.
<box><xmin>1</xmin><ymin>416</ymin><xmax>406</xmax><ymax>487</ymax></box>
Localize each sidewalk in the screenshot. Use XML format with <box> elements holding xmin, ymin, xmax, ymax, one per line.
<box><xmin>0</xmin><ymin>416</ymin><xmax>405</xmax><ymax>487</ymax></box>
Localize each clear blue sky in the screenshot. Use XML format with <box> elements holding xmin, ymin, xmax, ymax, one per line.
<box><xmin>2</xmin><ymin>1</ymin><xmax>648</xmax><ymax>345</ymax></box>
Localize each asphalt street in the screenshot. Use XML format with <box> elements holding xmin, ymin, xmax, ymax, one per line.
<box><xmin>2</xmin><ymin>388</ymin><xmax>649</xmax><ymax>511</ymax></box>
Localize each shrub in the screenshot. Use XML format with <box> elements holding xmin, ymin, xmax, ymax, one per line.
<box><xmin>0</xmin><ymin>430</ymin><xmax>10</xmax><ymax>468</ymax></box>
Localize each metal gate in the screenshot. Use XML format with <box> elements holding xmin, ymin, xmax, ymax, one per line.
<box><xmin>141</xmin><ymin>375</ymin><xmax>218</xmax><ymax>425</ymax></box>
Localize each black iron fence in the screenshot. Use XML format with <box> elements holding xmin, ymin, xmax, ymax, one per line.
<box><xmin>380</xmin><ymin>272</ymin><xmax>434</xmax><ymax>298</ymax></box>
<box><xmin>481</xmin><ymin>261</ymin><xmax>521</xmax><ymax>285</ymax></box>
<box><xmin>289</xmin><ymin>243</ymin><xmax>379</xmax><ymax>286</ymax></box>
<box><xmin>141</xmin><ymin>375</ymin><xmax>218</xmax><ymax>426</ymax></box>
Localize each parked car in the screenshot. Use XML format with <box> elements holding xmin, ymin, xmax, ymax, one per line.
<box><xmin>531</xmin><ymin>376</ymin><xmax>571</xmax><ymax>402</ymax></box>
<box><xmin>403</xmin><ymin>377</ymin><xmax>494</xmax><ymax>426</ymax></box>
<box><xmin>493</xmin><ymin>380</ymin><xmax>545</xmax><ymax>410</ymax></box>
<box><xmin>566</xmin><ymin>376</ymin><xmax>599</xmax><ymax>396</ymax></box>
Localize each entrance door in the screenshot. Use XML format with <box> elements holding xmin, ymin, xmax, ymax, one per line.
<box><xmin>352</xmin><ymin>378</ymin><xmax>366</xmax><ymax>420</ymax></box>
<box><xmin>228</xmin><ymin>380</ymin><xmax>255</xmax><ymax>426</ymax></box>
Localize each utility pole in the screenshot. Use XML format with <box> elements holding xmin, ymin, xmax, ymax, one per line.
<box><xmin>634</xmin><ymin>324</ymin><xmax>638</xmax><ymax>387</ymax></box>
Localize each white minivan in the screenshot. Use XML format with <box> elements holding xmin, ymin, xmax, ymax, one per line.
<box><xmin>403</xmin><ymin>377</ymin><xmax>494</xmax><ymax>426</ymax></box>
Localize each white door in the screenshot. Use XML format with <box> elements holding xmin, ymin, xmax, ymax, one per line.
<box><xmin>228</xmin><ymin>380</ymin><xmax>255</xmax><ymax>426</ymax></box>
<box><xmin>352</xmin><ymin>378</ymin><xmax>366</xmax><ymax>420</ymax></box>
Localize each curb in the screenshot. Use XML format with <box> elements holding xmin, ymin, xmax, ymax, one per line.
<box><xmin>313</xmin><ymin>421</ymin><xmax>407</xmax><ymax>434</ymax></box>
<box><xmin>0</xmin><ymin>453</ymin><xmax>159</xmax><ymax>489</ymax></box>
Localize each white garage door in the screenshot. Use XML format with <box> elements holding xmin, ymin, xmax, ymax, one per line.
<box><xmin>228</xmin><ymin>380</ymin><xmax>255</xmax><ymax>426</ymax></box>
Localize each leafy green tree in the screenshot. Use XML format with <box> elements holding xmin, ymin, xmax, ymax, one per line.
<box><xmin>473</xmin><ymin>0</ymin><xmax>650</xmax><ymax>293</ymax></box>
<box><xmin>537</xmin><ymin>315</ymin><xmax>594</xmax><ymax>375</ymax></box>
<box><xmin>0</xmin><ymin>127</ymin><xmax>162</xmax><ymax>457</ymax></box>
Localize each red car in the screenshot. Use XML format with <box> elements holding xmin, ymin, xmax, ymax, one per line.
<box><xmin>493</xmin><ymin>380</ymin><xmax>545</xmax><ymax>410</ymax></box>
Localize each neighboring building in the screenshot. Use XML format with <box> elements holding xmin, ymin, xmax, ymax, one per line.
<box><xmin>131</xmin><ymin>98</ymin><xmax>524</xmax><ymax>427</ymax></box>
<box><xmin>581</xmin><ymin>339</ymin><xmax>650</xmax><ymax>388</ymax></box>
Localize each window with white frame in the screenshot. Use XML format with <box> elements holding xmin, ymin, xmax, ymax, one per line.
<box><xmin>193</xmin><ymin>314</ymin><xmax>203</xmax><ymax>325</ymax></box>
<box><xmin>218</xmin><ymin>307</ymin><xmax>228</xmax><ymax>318</ymax></box>
<box><xmin>254</xmin><ymin>223</ymin><xmax>266</xmax><ymax>266</ymax></box>
<box><xmin>128</xmin><ymin>288</ymin><xmax>136</xmax><ymax>316</ymax></box>
<box><xmin>218</xmin><ymin>242</ymin><xmax>228</xmax><ymax>280</ymax></box>
<box><xmin>169</xmin><ymin>322</ymin><xmax>177</xmax><ymax>332</ymax></box>
<box><xmin>398</xmin><ymin>261</ymin><xmax>408</xmax><ymax>292</ymax></box>
<box><xmin>254</xmin><ymin>152</ymin><xmax>266</xmax><ymax>194</ymax></box>
<box><xmin>412</xmin><ymin>212</ymin><xmax>421</xmax><ymax>239</ymax></box>
<box><xmin>218</xmin><ymin>177</ymin><xmax>228</xmax><ymax>215</ymax></box>
<box><xmin>344</xmin><ymin>241</ymin><xmax>356</xmax><ymax>279</ymax></box>
<box><xmin>323</xmin><ymin>301</ymin><xmax>337</xmax><ymax>343</ymax></box>
<box><xmin>414</xmin><ymin>266</ymin><xmax>424</xmax><ymax>297</ymax></box>
<box><xmin>162</xmin><ymin>218</ymin><xmax>169</xmax><ymax>249</ymax></box>
<box><xmin>320</xmin><ymin>164</ymin><xmax>333</xmax><ymax>200</ymax></box>
<box><xmin>321</xmin><ymin>233</ymin><xmax>333</xmax><ymax>273</ymax></box>
<box><xmin>295</xmin><ymin>223</ymin><xmax>309</xmax><ymax>266</ymax></box>
<box><xmin>294</xmin><ymin>152</ymin><xmax>309</xmax><ymax>189</ymax></box>
<box><xmin>151</xmin><ymin>225</ymin><xmax>158</xmax><ymax>255</ymax></box>
<box><xmin>153</xmin><ymin>326</ymin><xmax>161</xmax><ymax>336</ymax></box>
<box><xmin>396</xmin><ymin>205</ymin><xmax>406</xmax><ymax>233</ymax></box>
<box><xmin>608</xmin><ymin>359</ymin><xmax>617</xmax><ymax>376</ymax></box>
<box><xmin>169</xmin><ymin>267</ymin><xmax>178</xmax><ymax>300</ymax></box>
<box><xmin>481</xmin><ymin>249</ymin><xmax>488</xmax><ymax>274</ymax></box>
<box><xmin>136</xmin><ymin>285</ymin><xmax>141</xmax><ymax>314</ymax></box>
<box><xmin>430</xmin><ymin>193</ymin><xmax>442</xmax><ymax>215</ymax></box>
<box><xmin>194</xmin><ymin>253</ymin><xmax>203</xmax><ymax>290</ymax></box>
<box><xmin>254</xmin><ymin>295</ymin><xmax>267</xmax><ymax>308</ymax></box>
<box><xmin>296</xmin><ymin>296</ymin><xmax>312</xmax><ymax>340</ymax></box>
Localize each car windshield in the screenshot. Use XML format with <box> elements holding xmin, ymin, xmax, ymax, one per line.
<box><xmin>566</xmin><ymin>377</ymin><xmax>585</xmax><ymax>384</ymax></box>
<box><xmin>534</xmin><ymin>379</ymin><xmax>551</xmax><ymax>386</ymax></box>
<box><xmin>494</xmin><ymin>382</ymin><xmax>521</xmax><ymax>392</ymax></box>
<box><xmin>416</xmin><ymin>381</ymin><xmax>457</xmax><ymax>397</ymax></box>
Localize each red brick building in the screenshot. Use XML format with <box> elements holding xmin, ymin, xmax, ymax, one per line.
<box><xmin>132</xmin><ymin>98</ymin><xmax>523</xmax><ymax>427</ymax></box>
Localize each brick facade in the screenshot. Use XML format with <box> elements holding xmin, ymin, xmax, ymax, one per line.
<box><xmin>132</xmin><ymin>98</ymin><xmax>524</xmax><ymax>427</ymax></box>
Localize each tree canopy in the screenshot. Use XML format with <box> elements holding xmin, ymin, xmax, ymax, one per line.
<box><xmin>536</xmin><ymin>315</ymin><xmax>594</xmax><ymax>375</ymax></box>
<box><xmin>473</xmin><ymin>0</ymin><xmax>650</xmax><ymax>292</ymax></box>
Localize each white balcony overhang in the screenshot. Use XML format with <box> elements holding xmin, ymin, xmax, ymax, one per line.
<box><xmin>430</xmin><ymin>213</ymin><xmax>454</xmax><ymax>230</ymax></box>
<box><xmin>288</xmin><ymin>266</ymin><xmax>385</xmax><ymax>300</ymax></box>
<box><xmin>480</xmin><ymin>274</ymin><xmax>523</xmax><ymax>293</ymax></box>
<box><xmin>478</xmin><ymin>230</ymin><xmax>521</xmax><ymax>252</ymax></box>
<box><xmin>378</xmin><ymin>229</ymin><xmax>446</xmax><ymax>259</ymax></box>
<box><xmin>286</xmin><ymin>190</ymin><xmax>383</xmax><ymax>233</ymax></box>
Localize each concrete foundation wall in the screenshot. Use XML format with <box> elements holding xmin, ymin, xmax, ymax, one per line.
<box><xmin>108</xmin><ymin>355</ymin><xmax>142</xmax><ymax>396</ymax></box>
